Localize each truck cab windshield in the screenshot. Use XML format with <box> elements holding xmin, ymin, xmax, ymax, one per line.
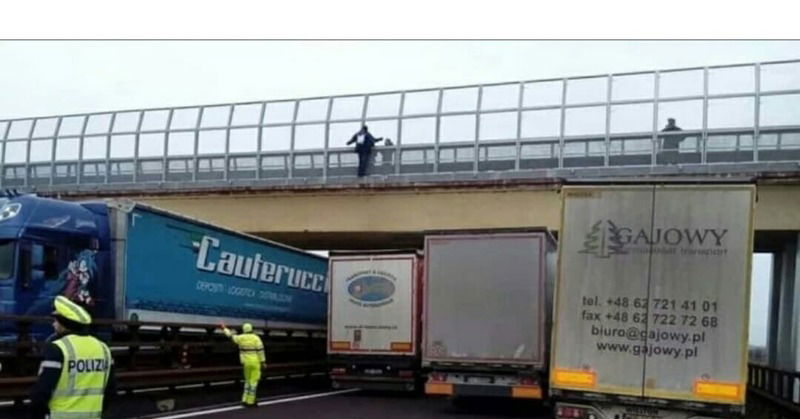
<box><xmin>0</xmin><ymin>240</ymin><xmax>15</xmax><ymax>280</ymax></box>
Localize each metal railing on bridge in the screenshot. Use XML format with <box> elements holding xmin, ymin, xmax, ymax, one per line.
<box><xmin>1</xmin><ymin>59</ymin><xmax>800</xmax><ymax>192</ymax></box>
<box><xmin>749</xmin><ymin>363</ymin><xmax>800</xmax><ymax>416</ymax></box>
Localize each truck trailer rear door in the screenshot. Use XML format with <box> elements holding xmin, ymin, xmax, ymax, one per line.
<box><xmin>552</xmin><ymin>185</ymin><xmax>754</xmax><ymax>408</ymax></box>
<box><xmin>552</xmin><ymin>187</ymin><xmax>655</xmax><ymax>396</ymax></box>
<box><xmin>643</xmin><ymin>186</ymin><xmax>753</xmax><ymax>405</ymax></box>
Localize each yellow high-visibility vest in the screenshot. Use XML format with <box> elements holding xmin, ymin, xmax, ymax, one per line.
<box><xmin>49</xmin><ymin>334</ymin><xmax>112</xmax><ymax>419</ymax></box>
<box><xmin>231</xmin><ymin>333</ymin><xmax>266</xmax><ymax>365</ymax></box>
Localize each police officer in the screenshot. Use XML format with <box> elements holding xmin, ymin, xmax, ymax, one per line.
<box><xmin>222</xmin><ymin>323</ymin><xmax>266</xmax><ymax>408</ymax></box>
<box><xmin>30</xmin><ymin>296</ymin><xmax>115</xmax><ymax>419</ymax></box>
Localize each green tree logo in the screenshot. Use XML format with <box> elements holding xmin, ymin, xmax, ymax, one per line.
<box><xmin>580</xmin><ymin>220</ymin><xmax>604</xmax><ymax>255</ymax></box>
<box><xmin>580</xmin><ymin>220</ymin><xmax>628</xmax><ymax>258</ymax></box>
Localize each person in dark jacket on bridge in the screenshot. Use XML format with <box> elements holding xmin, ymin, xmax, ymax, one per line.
<box><xmin>660</xmin><ymin>118</ymin><xmax>684</xmax><ymax>164</ymax></box>
<box><xmin>380</xmin><ymin>138</ymin><xmax>395</xmax><ymax>168</ymax></box>
<box><xmin>347</xmin><ymin>125</ymin><xmax>384</xmax><ymax>177</ymax></box>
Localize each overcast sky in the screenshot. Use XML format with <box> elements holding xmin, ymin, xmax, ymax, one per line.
<box><xmin>750</xmin><ymin>254</ymin><xmax>772</xmax><ymax>347</ymax></box>
<box><xmin>1</xmin><ymin>40</ymin><xmax>798</xmax><ymax>120</ymax></box>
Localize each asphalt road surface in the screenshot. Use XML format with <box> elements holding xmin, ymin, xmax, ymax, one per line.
<box><xmin>147</xmin><ymin>389</ymin><xmax>795</xmax><ymax>419</ymax></box>
<box><xmin>0</xmin><ymin>376</ymin><xmax>328</xmax><ymax>419</ymax></box>
<box><xmin>2</xmin><ymin>383</ymin><xmax>792</xmax><ymax>419</ymax></box>
<box><xmin>154</xmin><ymin>390</ymin><xmax>552</xmax><ymax>419</ymax></box>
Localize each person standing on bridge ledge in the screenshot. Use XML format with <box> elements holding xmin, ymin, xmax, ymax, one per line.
<box><xmin>347</xmin><ymin>125</ymin><xmax>384</xmax><ymax>177</ymax></box>
<box><xmin>29</xmin><ymin>296</ymin><xmax>115</xmax><ymax>419</ymax></box>
<box><xmin>380</xmin><ymin>137</ymin><xmax>395</xmax><ymax>169</ymax></box>
<box><xmin>222</xmin><ymin>322</ymin><xmax>266</xmax><ymax>408</ymax></box>
<box><xmin>660</xmin><ymin>118</ymin><xmax>685</xmax><ymax>164</ymax></box>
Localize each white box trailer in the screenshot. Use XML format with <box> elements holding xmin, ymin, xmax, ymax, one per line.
<box><xmin>423</xmin><ymin>230</ymin><xmax>556</xmax><ymax>400</ymax></box>
<box><xmin>327</xmin><ymin>251</ymin><xmax>423</xmax><ymax>391</ymax></box>
<box><xmin>551</xmin><ymin>185</ymin><xmax>755</xmax><ymax>419</ymax></box>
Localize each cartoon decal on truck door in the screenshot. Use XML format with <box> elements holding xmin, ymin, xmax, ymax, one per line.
<box><xmin>22</xmin><ymin>246</ymin><xmax>97</xmax><ymax>317</ymax></box>
<box><xmin>59</xmin><ymin>250</ymin><xmax>97</xmax><ymax>307</ymax></box>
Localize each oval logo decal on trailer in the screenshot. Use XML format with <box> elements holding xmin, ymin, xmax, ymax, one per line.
<box><xmin>347</xmin><ymin>275</ymin><xmax>396</xmax><ymax>303</ymax></box>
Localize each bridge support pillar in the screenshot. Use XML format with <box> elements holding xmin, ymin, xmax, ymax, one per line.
<box><xmin>768</xmin><ymin>233</ymin><xmax>800</xmax><ymax>371</ymax></box>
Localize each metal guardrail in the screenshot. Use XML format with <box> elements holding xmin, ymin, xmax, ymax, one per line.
<box><xmin>1</xmin><ymin>59</ymin><xmax>799</xmax><ymax>191</ymax></box>
<box><xmin>0</xmin><ymin>362</ymin><xmax>326</xmax><ymax>399</ymax></box>
<box><xmin>0</xmin><ymin>314</ymin><xmax>327</xmax><ymax>400</ymax></box>
<box><xmin>748</xmin><ymin>363</ymin><xmax>800</xmax><ymax>414</ymax></box>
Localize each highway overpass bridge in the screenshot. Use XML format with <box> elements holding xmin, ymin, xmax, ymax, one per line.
<box><xmin>2</xmin><ymin>58</ymin><xmax>800</xmax><ymax>413</ymax></box>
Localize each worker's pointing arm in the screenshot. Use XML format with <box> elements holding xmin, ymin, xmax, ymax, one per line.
<box><xmin>221</xmin><ymin>323</ymin><xmax>235</xmax><ymax>338</ymax></box>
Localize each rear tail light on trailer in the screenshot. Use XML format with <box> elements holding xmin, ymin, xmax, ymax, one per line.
<box><xmin>556</xmin><ymin>406</ymin><xmax>593</xmax><ymax>419</ymax></box>
<box><xmin>426</xmin><ymin>372</ymin><xmax>456</xmax><ymax>396</ymax></box>
<box><xmin>510</xmin><ymin>374</ymin><xmax>542</xmax><ymax>398</ymax></box>
<box><xmin>552</xmin><ymin>368</ymin><xmax>597</xmax><ymax>388</ymax></box>
<box><xmin>511</xmin><ymin>385</ymin><xmax>542</xmax><ymax>399</ymax></box>
<box><xmin>425</xmin><ymin>380</ymin><xmax>453</xmax><ymax>396</ymax></box>
<box><xmin>330</xmin><ymin>368</ymin><xmax>346</xmax><ymax>375</ymax></box>
<box><xmin>330</xmin><ymin>341</ymin><xmax>351</xmax><ymax>350</ymax></box>
<box><xmin>693</xmin><ymin>380</ymin><xmax>743</xmax><ymax>402</ymax></box>
<box><xmin>429</xmin><ymin>372</ymin><xmax>447</xmax><ymax>382</ymax></box>
<box><xmin>390</xmin><ymin>342</ymin><xmax>412</xmax><ymax>351</ymax></box>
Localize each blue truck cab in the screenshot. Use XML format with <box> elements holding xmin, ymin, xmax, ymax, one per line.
<box><xmin>0</xmin><ymin>194</ymin><xmax>112</xmax><ymax>325</ymax></box>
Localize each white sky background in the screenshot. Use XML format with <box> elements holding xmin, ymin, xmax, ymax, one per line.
<box><xmin>750</xmin><ymin>254</ymin><xmax>772</xmax><ymax>347</ymax></box>
<box><xmin>1</xmin><ymin>40</ymin><xmax>798</xmax><ymax>120</ymax></box>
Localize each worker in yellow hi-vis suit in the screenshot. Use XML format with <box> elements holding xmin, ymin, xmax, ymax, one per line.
<box><xmin>223</xmin><ymin>323</ymin><xmax>266</xmax><ymax>407</ymax></box>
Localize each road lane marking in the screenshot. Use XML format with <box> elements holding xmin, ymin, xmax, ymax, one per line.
<box><xmin>139</xmin><ymin>391</ymin><xmax>312</xmax><ymax>419</ymax></box>
<box><xmin>154</xmin><ymin>388</ymin><xmax>360</xmax><ymax>418</ymax></box>
<box><xmin>256</xmin><ymin>388</ymin><xmax>360</xmax><ymax>406</ymax></box>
